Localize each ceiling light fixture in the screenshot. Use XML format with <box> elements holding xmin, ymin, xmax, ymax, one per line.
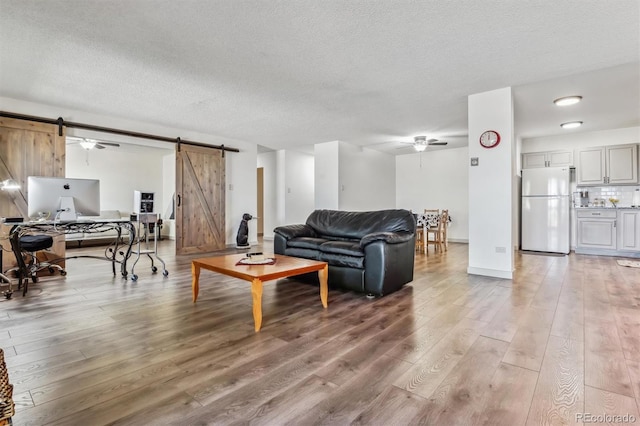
<box><xmin>560</xmin><ymin>121</ymin><xmax>583</xmax><ymax>129</ymax></box>
<box><xmin>0</xmin><ymin>179</ymin><xmax>20</xmax><ymax>191</ymax></box>
<box><xmin>413</xmin><ymin>143</ymin><xmax>427</xmax><ymax>152</ymax></box>
<box><xmin>79</xmin><ymin>139</ymin><xmax>97</xmax><ymax>150</ymax></box>
<box><xmin>554</xmin><ymin>96</ymin><xmax>582</xmax><ymax>106</ymax></box>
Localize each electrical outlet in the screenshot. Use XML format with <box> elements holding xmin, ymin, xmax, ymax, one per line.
<box><xmin>470</xmin><ymin>157</ymin><xmax>479</xmax><ymax>166</ymax></box>
<box><xmin>495</xmin><ymin>246</ymin><xmax>506</xmax><ymax>253</ymax></box>
<box><xmin>287</xmin><ymin>187</ymin><xmax>291</xmax><ymax>193</ymax></box>
<box><xmin>229</xmin><ymin>184</ymin><xmax>233</xmax><ymax>191</ymax></box>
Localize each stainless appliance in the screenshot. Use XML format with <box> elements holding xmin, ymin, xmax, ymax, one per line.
<box><xmin>579</xmin><ymin>190</ymin><xmax>589</xmax><ymax>207</ymax></box>
<box><xmin>521</xmin><ymin>167</ymin><xmax>571</xmax><ymax>254</ymax></box>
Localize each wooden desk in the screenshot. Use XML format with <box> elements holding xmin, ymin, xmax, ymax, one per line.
<box><xmin>191</xmin><ymin>254</ymin><xmax>329</xmax><ymax>332</ymax></box>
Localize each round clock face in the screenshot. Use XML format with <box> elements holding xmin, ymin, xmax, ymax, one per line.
<box><xmin>479</xmin><ymin>130</ymin><xmax>500</xmax><ymax>148</ymax></box>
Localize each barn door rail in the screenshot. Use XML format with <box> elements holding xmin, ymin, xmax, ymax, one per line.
<box><xmin>0</xmin><ymin>111</ymin><xmax>239</xmax><ymax>154</ymax></box>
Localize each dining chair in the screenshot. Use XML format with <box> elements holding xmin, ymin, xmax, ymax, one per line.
<box><xmin>412</xmin><ymin>213</ymin><xmax>425</xmax><ymax>254</ymax></box>
<box><xmin>440</xmin><ymin>209</ymin><xmax>449</xmax><ymax>251</ymax></box>
<box><xmin>424</xmin><ymin>209</ymin><xmax>441</xmax><ymax>253</ymax></box>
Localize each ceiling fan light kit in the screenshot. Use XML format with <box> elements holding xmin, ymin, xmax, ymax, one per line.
<box><xmin>553</xmin><ymin>95</ymin><xmax>582</xmax><ymax>106</ymax></box>
<box><xmin>79</xmin><ymin>140</ymin><xmax>97</xmax><ymax>150</ymax></box>
<box><xmin>560</xmin><ymin>121</ymin><xmax>583</xmax><ymax>129</ymax></box>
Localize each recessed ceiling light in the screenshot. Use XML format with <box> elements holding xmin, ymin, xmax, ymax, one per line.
<box><xmin>560</xmin><ymin>121</ymin><xmax>583</xmax><ymax>129</ymax></box>
<box><xmin>554</xmin><ymin>96</ymin><xmax>582</xmax><ymax>106</ymax></box>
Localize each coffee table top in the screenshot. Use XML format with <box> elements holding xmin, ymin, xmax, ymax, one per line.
<box><xmin>192</xmin><ymin>254</ymin><xmax>327</xmax><ymax>282</ymax></box>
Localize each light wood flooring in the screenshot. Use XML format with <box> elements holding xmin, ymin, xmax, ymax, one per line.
<box><xmin>1</xmin><ymin>240</ymin><xmax>639</xmax><ymax>425</ymax></box>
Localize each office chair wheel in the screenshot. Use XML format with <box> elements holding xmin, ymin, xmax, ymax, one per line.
<box><xmin>31</xmin><ymin>274</ymin><xmax>39</xmax><ymax>283</ymax></box>
<box><xmin>163</xmin><ymin>270</ymin><xmax>169</xmax><ymax>277</ymax></box>
<box><xmin>131</xmin><ymin>274</ymin><xmax>138</xmax><ymax>282</ymax></box>
<box><xmin>60</xmin><ymin>270</ymin><xmax>67</xmax><ymax>276</ymax></box>
<box><xmin>151</xmin><ymin>266</ymin><xmax>158</xmax><ymax>273</ymax></box>
<box><xmin>4</xmin><ymin>291</ymin><xmax>12</xmax><ymax>299</ymax></box>
<box><xmin>48</xmin><ymin>267</ymin><xmax>55</xmax><ymax>274</ymax></box>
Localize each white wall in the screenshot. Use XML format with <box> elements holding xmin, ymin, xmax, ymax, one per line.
<box><xmin>468</xmin><ymin>87</ymin><xmax>514</xmax><ymax>279</ymax></box>
<box><xmin>314</xmin><ymin>141</ymin><xmax>340</xmax><ymax>209</ymax></box>
<box><xmin>226</xmin><ymin>143</ymin><xmax>258</xmax><ymax>245</ymax></box>
<box><xmin>338</xmin><ymin>141</ymin><xmax>395</xmax><ymax>211</ymax></box>
<box><xmin>257</xmin><ymin>152</ymin><xmax>277</xmax><ymax>239</ymax></box>
<box><xmin>162</xmin><ymin>152</ymin><xmax>176</xmax><ymax>239</ymax></box>
<box><xmin>396</xmin><ymin>147</ymin><xmax>469</xmax><ymax>242</ymax></box>
<box><xmin>1</xmin><ymin>96</ymin><xmax>257</xmax><ymax>246</ymax></box>
<box><xmin>522</xmin><ymin>126</ymin><xmax>639</xmax><ymax>152</ymax></box>
<box><xmin>66</xmin><ymin>144</ymin><xmax>169</xmax><ymax>216</ymax></box>
<box><xmin>257</xmin><ymin>149</ymin><xmax>314</xmax><ymax>237</ymax></box>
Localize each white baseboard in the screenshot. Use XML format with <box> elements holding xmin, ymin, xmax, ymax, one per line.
<box><xmin>448</xmin><ymin>238</ymin><xmax>468</xmax><ymax>244</ymax></box>
<box><xmin>467</xmin><ymin>266</ymin><xmax>513</xmax><ymax>280</ymax></box>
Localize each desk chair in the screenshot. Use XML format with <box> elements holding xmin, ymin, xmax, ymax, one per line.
<box><xmin>6</xmin><ymin>234</ymin><xmax>66</xmax><ymax>295</ymax></box>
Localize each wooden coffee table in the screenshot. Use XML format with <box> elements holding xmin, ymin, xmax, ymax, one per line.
<box><xmin>191</xmin><ymin>254</ymin><xmax>329</xmax><ymax>331</ymax></box>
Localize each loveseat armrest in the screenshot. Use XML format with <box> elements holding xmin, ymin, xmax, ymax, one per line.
<box><xmin>273</xmin><ymin>224</ymin><xmax>317</xmax><ymax>240</ymax></box>
<box><xmin>360</xmin><ymin>231</ymin><xmax>414</xmax><ymax>248</ymax></box>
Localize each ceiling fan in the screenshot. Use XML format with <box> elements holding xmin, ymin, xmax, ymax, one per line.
<box><xmin>408</xmin><ymin>136</ymin><xmax>448</xmax><ymax>152</ymax></box>
<box><xmin>67</xmin><ymin>136</ymin><xmax>121</xmax><ymax>150</ymax></box>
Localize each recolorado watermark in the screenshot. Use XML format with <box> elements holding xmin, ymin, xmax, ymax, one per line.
<box><xmin>576</xmin><ymin>413</ymin><xmax>637</xmax><ymax>423</ymax></box>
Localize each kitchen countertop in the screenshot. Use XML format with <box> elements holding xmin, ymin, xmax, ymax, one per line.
<box><xmin>575</xmin><ymin>206</ymin><xmax>640</xmax><ymax>209</ymax></box>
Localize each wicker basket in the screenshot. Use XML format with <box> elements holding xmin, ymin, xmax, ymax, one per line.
<box><xmin>0</xmin><ymin>349</ymin><xmax>14</xmax><ymax>425</ymax></box>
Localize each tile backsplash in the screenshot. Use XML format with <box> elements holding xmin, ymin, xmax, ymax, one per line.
<box><xmin>577</xmin><ymin>185</ymin><xmax>640</xmax><ymax>207</ymax></box>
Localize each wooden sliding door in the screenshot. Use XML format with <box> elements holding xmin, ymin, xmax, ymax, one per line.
<box><xmin>0</xmin><ymin>117</ymin><xmax>66</xmax><ymax>270</ymax></box>
<box><xmin>175</xmin><ymin>144</ymin><xmax>225</xmax><ymax>254</ymax></box>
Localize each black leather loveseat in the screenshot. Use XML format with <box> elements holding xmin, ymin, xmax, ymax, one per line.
<box><xmin>273</xmin><ymin>209</ymin><xmax>415</xmax><ymax>296</ymax></box>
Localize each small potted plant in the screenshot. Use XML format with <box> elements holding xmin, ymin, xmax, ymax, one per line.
<box><xmin>609</xmin><ymin>197</ymin><xmax>619</xmax><ymax>208</ymax></box>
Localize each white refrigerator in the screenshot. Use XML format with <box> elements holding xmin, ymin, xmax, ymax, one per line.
<box><xmin>521</xmin><ymin>167</ymin><xmax>571</xmax><ymax>254</ymax></box>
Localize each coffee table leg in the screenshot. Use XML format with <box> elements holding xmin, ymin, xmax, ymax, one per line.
<box><xmin>251</xmin><ymin>278</ymin><xmax>263</xmax><ymax>332</ymax></box>
<box><xmin>192</xmin><ymin>262</ymin><xmax>200</xmax><ymax>303</ymax></box>
<box><xmin>318</xmin><ymin>265</ymin><xmax>328</xmax><ymax>308</ymax></box>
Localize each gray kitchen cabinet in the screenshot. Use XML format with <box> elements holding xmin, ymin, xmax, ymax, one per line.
<box><xmin>576</xmin><ymin>209</ymin><xmax>617</xmax><ymax>251</ymax></box>
<box><xmin>522</xmin><ymin>150</ymin><xmax>573</xmax><ymax>169</ymax></box>
<box><xmin>618</xmin><ymin>209</ymin><xmax>640</xmax><ymax>251</ymax></box>
<box><xmin>577</xmin><ymin>144</ymin><xmax>638</xmax><ymax>185</ymax></box>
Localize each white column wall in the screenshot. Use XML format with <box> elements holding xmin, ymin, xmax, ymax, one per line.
<box><xmin>1</xmin><ymin>96</ymin><xmax>257</xmax><ymax>246</ymax></box>
<box><xmin>284</xmin><ymin>150</ymin><xmax>315</xmax><ymax>224</ymax></box>
<box><xmin>396</xmin><ymin>147</ymin><xmax>469</xmax><ymax>242</ymax></box>
<box><xmin>314</xmin><ymin>141</ymin><xmax>340</xmax><ymax>210</ymax></box>
<box><xmin>468</xmin><ymin>87</ymin><xmax>514</xmax><ymax>279</ymax></box>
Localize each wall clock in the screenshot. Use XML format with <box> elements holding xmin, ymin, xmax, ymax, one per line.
<box><xmin>479</xmin><ymin>130</ymin><xmax>500</xmax><ymax>148</ymax></box>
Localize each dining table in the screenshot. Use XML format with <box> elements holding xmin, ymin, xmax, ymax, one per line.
<box><xmin>415</xmin><ymin>212</ymin><xmax>453</xmax><ymax>253</ymax></box>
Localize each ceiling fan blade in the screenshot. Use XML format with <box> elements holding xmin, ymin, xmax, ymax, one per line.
<box><xmin>98</xmin><ymin>142</ymin><xmax>120</xmax><ymax>147</ymax></box>
<box><xmin>95</xmin><ymin>144</ymin><xmax>106</xmax><ymax>149</ymax></box>
<box><xmin>428</xmin><ymin>142</ymin><xmax>448</xmax><ymax>146</ymax></box>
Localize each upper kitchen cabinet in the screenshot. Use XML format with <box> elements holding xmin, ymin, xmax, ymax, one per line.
<box><xmin>522</xmin><ymin>150</ymin><xmax>573</xmax><ymax>169</ymax></box>
<box><xmin>577</xmin><ymin>144</ymin><xmax>638</xmax><ymax>185</ymax></box>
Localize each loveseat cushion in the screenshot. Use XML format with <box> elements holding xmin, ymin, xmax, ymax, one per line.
<box><xmin>319</xmin><ymin>241</ymin><xmax>364</xmax><ymax>257</ymax></box>
<box><xmin>288</xmin><ymin>237</ymin><xmax>329</xmax><ymax>250</ymax></box>
<box><xmin>306</xmin><ymin>209</ymin><xmax>415</xmax><ymax>240</ymax></box>
<box><xmin>318</xmin><ymin>252</ymin><xmax>364</xmax><ymax>269</ymax></box>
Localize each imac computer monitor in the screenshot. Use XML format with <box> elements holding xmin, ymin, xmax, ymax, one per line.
<box><xmin>27</xmin><ymin>176</ymin><xmax>100</xmax><ymax>220</ymax></box>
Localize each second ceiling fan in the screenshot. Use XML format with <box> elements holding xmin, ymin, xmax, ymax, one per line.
<box><xmin>67</xmin><ymin>136</ymin><xmax>121</xmax><ymax>150</ymax></box>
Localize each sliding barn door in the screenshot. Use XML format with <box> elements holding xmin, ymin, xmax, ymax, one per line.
<box><xmin>175</xmin><ymin>144</ymin><xmax>225</xmax><ymax>254</ymax></box>
<box><xmin>0</xmin><ymin>117</ymin><xmax>66</xmax><ymax>270</ymax></box>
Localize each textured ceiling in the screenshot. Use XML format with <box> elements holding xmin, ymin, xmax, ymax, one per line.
<box><xmin>0</xmin><ymin>1</ymin><xmax>638</xmax><ymax>154</ymax></box>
